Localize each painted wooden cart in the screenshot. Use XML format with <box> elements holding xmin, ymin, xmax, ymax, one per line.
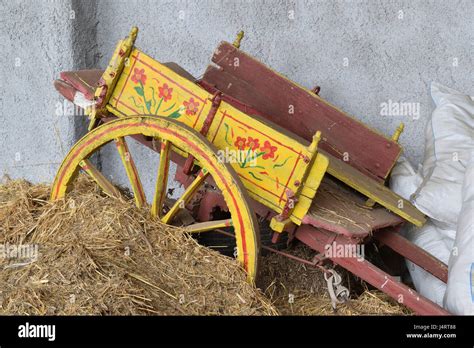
<box><xmin>53</xmin><ymin>27</ymin><xmax>450</xmax><ymax>315</ymax></box>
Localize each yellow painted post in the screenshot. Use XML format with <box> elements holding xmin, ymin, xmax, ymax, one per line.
<box><xmin>290</xmin><ymin>130</ymin><xmax>329</xmax><ymax>224</ymax></box>
<box><xmin>151</xmin><ymin>139</ymin><xmax>171</xmax><ymax>218</ymax></box>
<box><xmin>271</xmin><ymin>130</ymin><xmax>325</xmax><ymax>231</ymax></box>
<box><xmin>79</xmin><ymin>159</ymin><xmax>121</xmax><ymax>198</ymax></box>
<box><xmin>233</xmin><ymin>30</ymin><xmax>244</xmax><ymax>49</ymax></box>
<box><xmin>392</xmin><ymin>122</ymin><xmax>405</xmax><ymax>143</ymax></box>
<box><xmin>88</xmin><ymin>27</ymin><xmax>139</xmax><ymax>130</ymax></box>
<box><xmin>185</xmin><ymin>219</ymin><xmax>232</xmax><ymax>233</ymax></box>
<box><xmin>308</xmin><ymin>131</ymin><xmax>322</xmax><ymax>154</ymax></box>
<box><xmin>161</xmin><ymin>169</ymin><xmax>209</xmax><ymax>224</ymax></box>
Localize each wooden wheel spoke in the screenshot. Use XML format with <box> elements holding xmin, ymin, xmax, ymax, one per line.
<box><xmin>151</xmin><ymin>139</ymin><xmax>171</xmax><ymax>218</ymax></box>
<box><xmin>161</xmin><ymin>169</ymin><xmax>209</xmax><ymax>224</ymax></box>
<box><xmin>115</xmin><ymin>137</ymin><xmax>146</xmax><ymax>208</ymax></box>
<box><xmin>185</xmin><ymin>219</ymin><xmax>232</xmax><ymax>234</ymax></box>
<box><xmin>79</xmin><ymin>159</ymin><xmax>121</xmax><ymax>198</ymax></box>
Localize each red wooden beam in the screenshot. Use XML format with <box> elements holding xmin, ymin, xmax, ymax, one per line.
<box><xmin>182</xmin><ymin>91</ymin><xmax>222</xmax><ymax>175</ymax></box>
<box><xmin>295</xmin><ymin>225</ymin><xmax>450</xmax><ymax>315</ymax></box>
<box><xmin>374</xmin><ymin>228</ymin><xmax>448</xmax><ymax>283</ymax></box>
<box><xmin>204</xmin><ymin>42</ymin><xmax>401</xmax><ymax>180</ymax></box>
<box><xmin>59</xmin><ymin>69</ymin><xmax>104</xmax><ymax>100</ymax></box>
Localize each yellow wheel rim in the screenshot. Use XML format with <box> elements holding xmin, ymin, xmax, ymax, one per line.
<box><xmin>51</xmin><ymin>116</ymin><xmax>260</xmax><ymax>282</ymax></box>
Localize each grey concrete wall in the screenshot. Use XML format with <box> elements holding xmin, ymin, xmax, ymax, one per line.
<box><xmin>1</xmin><ymin>0</ymin><xmax>473</xmax><ymax>192</ymax></box>
<box><xmin>0</xmin><ymin>0</ymin><xmax>98</xmax><ymax>182</ymax></box>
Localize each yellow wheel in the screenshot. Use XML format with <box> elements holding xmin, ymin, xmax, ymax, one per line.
<box><xmin>51</xmin><ymin>116</ymin><xmax>260</xmax><ymax>282</ymax></box>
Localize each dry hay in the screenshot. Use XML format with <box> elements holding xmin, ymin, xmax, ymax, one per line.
<box><xmin>0</xmin><ymin>175</ymin><xmax>410</xmax><ymax>316</ymax></box>
<box><xmin>259</xmin><ymin>245</ymin><xmax>412</xmax><ymax>315</ymax></box>
<box><xmin>0</xmin><ymin>176</ymin><xmax>276</xmax><ymax>315</ymax></box>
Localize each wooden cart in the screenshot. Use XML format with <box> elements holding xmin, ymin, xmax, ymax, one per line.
<box><xmin>53</xmin><ymin>27</ymin><xmax>449</xmax><ymax>315</ymax></box>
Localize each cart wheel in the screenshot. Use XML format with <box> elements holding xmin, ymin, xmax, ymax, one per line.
<box><xmin>51</xmin><ymin>116</ymin><xmax>260</xmax><ymax>282</ymax></box>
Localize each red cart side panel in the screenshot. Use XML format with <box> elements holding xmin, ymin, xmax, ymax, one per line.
<box><xmin>59</xmin><ymin>69</ymin><xmax>104</xmax><ymax>100</ymax></box>
<box><xmin>204</xmin><ymin>42</ymin><xmax>401</xmax><ymax>181</ymax></box>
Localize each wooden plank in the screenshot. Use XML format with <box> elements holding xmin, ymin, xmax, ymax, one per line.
<box><xmin>161</xmin><ymin>170</ymin><xmax>209</xmax><ymax>224</ymax></box>
<box><xmin>109</xmin><ymin>49</ymin><xmax>324</xmax><ymax>219</ymax></box>
<box><xmin>303</xmin><ymin>177</ymin><xmax>404</xmax><ymax>238</ymax></box>
<box><xmin>374</xmin><ymin>229</ymin><xmax>448</xmax><ymax>283</ymax></box>
<box><xmin>53</xmin><ymin>79</ymin><xmax>77</xmax><ymax>103</ymax></box>
<box><xmin>60</xmin><ymin>69</ymin><xmax>104</xmax><ymax>100</ymax></box>
<box><xmin>323</xmin><ymin>152</ymin><xmax>426</xmax><ymax>227</ymax></box>
<box><xmin>79</xmin><ymin>159</ymin><xmax>121</xmax><ymax>198</ymax></box>
<box><xmin>202</xmin><ymin>65</ymin><xmax>424</xmax><ymax>226</ymax></box>
<box><xmin>110</xmin><ymin>49</ymin><xmax>213</xmax><ymax>131</ymax></box>
<box><xmin>206</xmin><ymin>100</ymin><xmax>318</xmax><ymax>215</ymax></box>
<box><xmin>151</xmin><ymin>139</ymin><xmax>171</xmax><ymax>218</ymax></box>
<box><xmin>185</xmin><ymin>219</ymin><xmax>232</xmax><ymax>233</ymax></box>
<box><xmin>205</xmin><ymin>42</ymin><xmax>402</xmax><ymax>180</ymax></box>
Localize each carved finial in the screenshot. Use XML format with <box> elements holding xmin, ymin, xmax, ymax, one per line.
<box><xmin>311</xmin><ymin>85</ymin><xmax>321</xmax><ymax>95</ymax></box>
<box><xmin>392</xmin><ymin>122</ymin><xmax>404</xmax><ymax>143</ymax></box>
<box><xmin>124</xmin><ymin>27</ymin><xmax>139</xmax><ymax>47</ymax></box>
<box><xmin>130</xmin><ymin>26</ymin><xmax>139</xmax><ymax>40</ymax></box>
<box><xmin>233</xmin><ymin>30</ymin><xmax>244</xmax><ymax>49</ymax></box>
<box><xmin>308</xmin><ymin>131</ymin><xmax>322</xmax><ymax>154</ymax></box>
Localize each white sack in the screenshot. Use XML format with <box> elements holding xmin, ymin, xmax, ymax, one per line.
<box><xmin>389</xmin><ymin>156</ymin><xmax>423</xmax><ymax>201</ymax></box>
<box><xmin>413</xmin><ymin>82</ymin><xmax>474</xmax><ymax>228</ymax></box>
<box><xmin>444</xmin><ymin>151</ymin><xmax>474</xmax><ymax>314</ymax></box>
<box><xmin>405</xmin><ymin>223</ymin><xmax>455</xmax><ymax>306</ymax></box>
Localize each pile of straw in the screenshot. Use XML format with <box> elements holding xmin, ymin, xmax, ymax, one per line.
<box><xmin>0</xmin><ymin>176</ymin><xmax>276</xmax><ymax>315</ymax></box>
<box><xmin>0</xmin><ymin>175</ymin><xmax>409</xmax><ymax>315</ymax></box>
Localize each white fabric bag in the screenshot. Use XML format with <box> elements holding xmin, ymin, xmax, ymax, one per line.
<box><xmin>444</xmin><ymin>151</ymin><xmax>474</xmax><ymax>314</ymax></box>
<box><xmin>405</xmin><ymin>223</ymin><xmax>456</xmax><ymax>306</ymax></box>
<box><xmin>389</xmin><ymin>156</ymin><xmax>423</xmax><ymax>201</ymax></box>
<box><xmin>413</xmin><ymin>82</ymin><xmax>474</xmax><ymax>228</ymax></box>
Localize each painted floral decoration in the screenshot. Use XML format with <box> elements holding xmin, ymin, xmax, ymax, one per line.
<box><xmin>260</xmin><ymin>140</ymin><xmax>277</xmax><ymax>160</ymax></box>
<box><xmin>131</xmin><ymin>68</ymin><xmax>147</xmax><ymax>85</ymax></box>
<box><xmin>158</xmin><ymin>83</ymin><xmax>173</xmax><ymax>101</ymax></box>
<box><xmin>246</xmin><ymin>137</ymin><xmax>260</xmax><ymax>151</ymax></box>
<box><xmin>183</xmin><ymin>98</ymin><xmax>200</xmax><ymax>116</ymax></box>
<box><xmin>129</xmin><ymin>67</ymin><xmax>184</xmax><ymax>119</ymax></box>
<box><xmin>234</xmin><ymin>136</ymin><xmax>247</xmax><ymax>150</ymax></box>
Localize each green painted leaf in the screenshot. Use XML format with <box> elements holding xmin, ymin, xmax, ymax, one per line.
<box><xmin>246</xmin><ymin>164</ymin><xmax>265</xmax><ymax>169</ymax></box>
<box><xmin>168</xmin><ymin>110</ymin><xmax>181</xmax><ymax>119</ymax></box>
<box><xmin>273</xmin><ymin>156</ymin><xmax>292</xmax><ymax>169</ymax></box>
<box><xmin>223</xmin><ymin>123</ymin><xmax>233</xmax><ymax>146</ymax></box>
<box><xmin>129</xmin><ymin>96</ymin><xmax>145</xmax><ymax>113</ymax></box>
<box><xmin>150</xmin><ymin>86</ymin><xmax>157</xmax><ymax>108</ymax></box>
<box><xmin>248</xmin><ymin>171</ymin><xmax>263</xmax><ymax>181</ymax></box>
<box><xmin>163</xmin><ymin>103</ymin><xmax>176</xmax><ymax>112</ymax></box>
<box><xmin>134</xmin><ymin>86</ymin><xmax>144</xmax><ymax>96</ymax></box>
<box><xmin>155</xmin><ymin>98</ymin><xmax>163</xmax><ymax>114</ymax></box>
<box><xmin>145</xmin><ymin>100</ymin><xmax>152</xmax><ymax>113</ymax></box>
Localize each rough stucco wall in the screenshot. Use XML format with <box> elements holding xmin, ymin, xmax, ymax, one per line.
<box><xmin>0</xmin><ymin>0</ymin><xmax>98</xmax><ymax>182</ymax></box>
<box><xmin>94</xmin><ymin>0</ymin><xmax>473</xmax><ymax>196</ymax></box>
<box><xmin>0</xmin><ymin>0</ymin><xmax>472</xmax><ymax>190</ymax></box>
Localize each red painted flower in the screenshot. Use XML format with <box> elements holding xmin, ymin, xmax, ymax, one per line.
<box><xmin>260</xmin><ymin>141</ymin><xmax>277</xmax><ymax>160</ymax></box>
<box><xmin>234</xmin><ymin>136</ymin><xmax>246</xmax><ymax>150</ymax></box>
<box><xmin>246</xmin><ymin>137</ymin><xmax>260</xmax><ymax>151</ymax></box>
<box><xmin>183</xmin><ymin>98</ymin><xmax>200</xmax><ymax>115</ymax></box>
<box><xmin>158</xmin><ymin>83</ymin><xmax>173</xmax><ymax>101</ymax></box>
<box><xmin>131</xmin><ymin>68</ymin><xmax>147</xmax><ymax>85</ymax></box>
